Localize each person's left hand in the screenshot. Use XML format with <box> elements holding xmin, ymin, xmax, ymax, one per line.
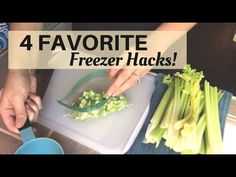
<box><xmin>106</xmin><ymin>69</ymin><xmax>150</xmax><ymax>96</ymax></box>
<box><xmin>0</xmin><ymin>70</ymin><xmax>42</xmax><ymax>133</ymax></box>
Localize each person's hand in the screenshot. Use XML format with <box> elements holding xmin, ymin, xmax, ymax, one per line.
<box><xmin>106</xmin><ymin>69</ymin><xmax>150</xmax><ymax>96</ymax></box>
<box><xmin>0</xmin><ymin>70</ymin><xmax>42</xmax><ymax>133</ymax></box>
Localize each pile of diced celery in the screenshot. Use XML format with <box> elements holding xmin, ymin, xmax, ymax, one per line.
<box><xmin>70</xmin><ymin>90</ymin><xmax>130</xmax><ymax>120</ymax></box>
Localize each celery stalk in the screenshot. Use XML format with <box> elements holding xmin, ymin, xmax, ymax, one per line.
<box><xmin>173</xmin><ymin>134</ymin><xmax>185</xmax><ymax>152</ymax></box>
<box><xmin>148</xmin><ymin>127</ymin><xmax>165</xmax><ymax>147</ymax></box>
<box><xmin>166</xmin><ymin>78</ymin><xmax>181</xmax><ymax>143</ymax></box>
<box><xmin>144</xmin><ymin>82</ymin><xmax>174</xmax><ymax>143</ymax></box>
<box><xmin>178</xmin><ymin>92</ymin><xmax>190</xmax><ymax>120</ymax></box>
<box><xmin>180</xmin><ymin>125</ymin><xmax>197</xmax><ymax>151</ymax></box>
<box><xmin>160</xmin><ymin>99</ymin><xmax>174</xmax><ymax>129</ymax></box>
<box><xmin>199</xmin><ymin>138</ymin><xmax>205</xmax><ymax>154</ymax></box>
<box><xmin>174</xmin><ymin>97</ymin><xmax>191</xmax><ymax>130</ymax></box>
<box><xmin>204</xmin><ymin>81</ymin><xmax>223</xmax><ymax>153</ymax></box>
<box><xmin>181</xmin><ymin>150</ymin><xmax>195</xmax><ymax>154</ymax></box>
<box><xmin>194</xmin><ymin>114</ymin><xmax>206</xmax><ymax>153</ymax></box>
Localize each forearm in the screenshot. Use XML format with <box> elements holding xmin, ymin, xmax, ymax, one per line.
<box><xmin>141</xmin><ymin>23</ymin><xmax>196</xmax><ymax>57</ymax></box>
<box><xmin>10</xmin><ymin>23</ymin><xmax>44</xmax><ymax>31</ymax></box>
<box><xmin>157</xmin><ymin>23</ymin><xmax>196</xmax><ymax>31</ymax></box>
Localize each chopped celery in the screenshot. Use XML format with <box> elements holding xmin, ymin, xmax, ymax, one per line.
<box><xmin>70</xmin><ymin>90</ymin><xmax>130</xmax><ymax>120</ymax></box>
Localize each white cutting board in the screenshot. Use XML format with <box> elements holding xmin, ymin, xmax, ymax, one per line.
<box><xmin>38</xmin><ymin>70</ymin><xmax>155</xmax><ymax>154</ymax></box>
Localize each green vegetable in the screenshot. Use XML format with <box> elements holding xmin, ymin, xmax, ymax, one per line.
<box><xmin>143</xmin><ymin>80</ymin><xmax>174</xmax><ymax>144</ymax></box>
<box><xmin>204</xmin><ymin>81</ymin><xmax>223</xmax><ymax>153</ymax></box>
<box><xmin>70</xmin><ymin>90</ymin><xmax>130</xmax><ymax>120</ymax></box>
<box><xmin>144</xmin><ymin>64</ymin><xmax>224</xmax><ymax>154</ymax></box>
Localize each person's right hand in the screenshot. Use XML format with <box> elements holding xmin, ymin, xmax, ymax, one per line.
<box><xmin>106</xmin><ymin>68</ymin><xmax>150</xmax><ymax>96</ymax></box>
<box><xmin>0</xmin><ymin>70</ymin><xmax>42</xmax><ymax>133</ymax></box>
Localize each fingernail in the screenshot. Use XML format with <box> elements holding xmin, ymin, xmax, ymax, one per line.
<box><xmin>16</xmin><ymin>122</ymin><xmax>23</xmax><ymax>128</ymax></box>
<box><xmin>28</xmin><ymin>115</ymin><xmax>33</xmax><ymax>121</ymax></box>
<box><xmin>13</xmin><ymin>128</ymin><xmax>20</xmax><ymax>134</ymax></box>
<box><xmin>15</xmin><ymin>118</ymin><xmax>25</xmax><ymax>128</ymax></box>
